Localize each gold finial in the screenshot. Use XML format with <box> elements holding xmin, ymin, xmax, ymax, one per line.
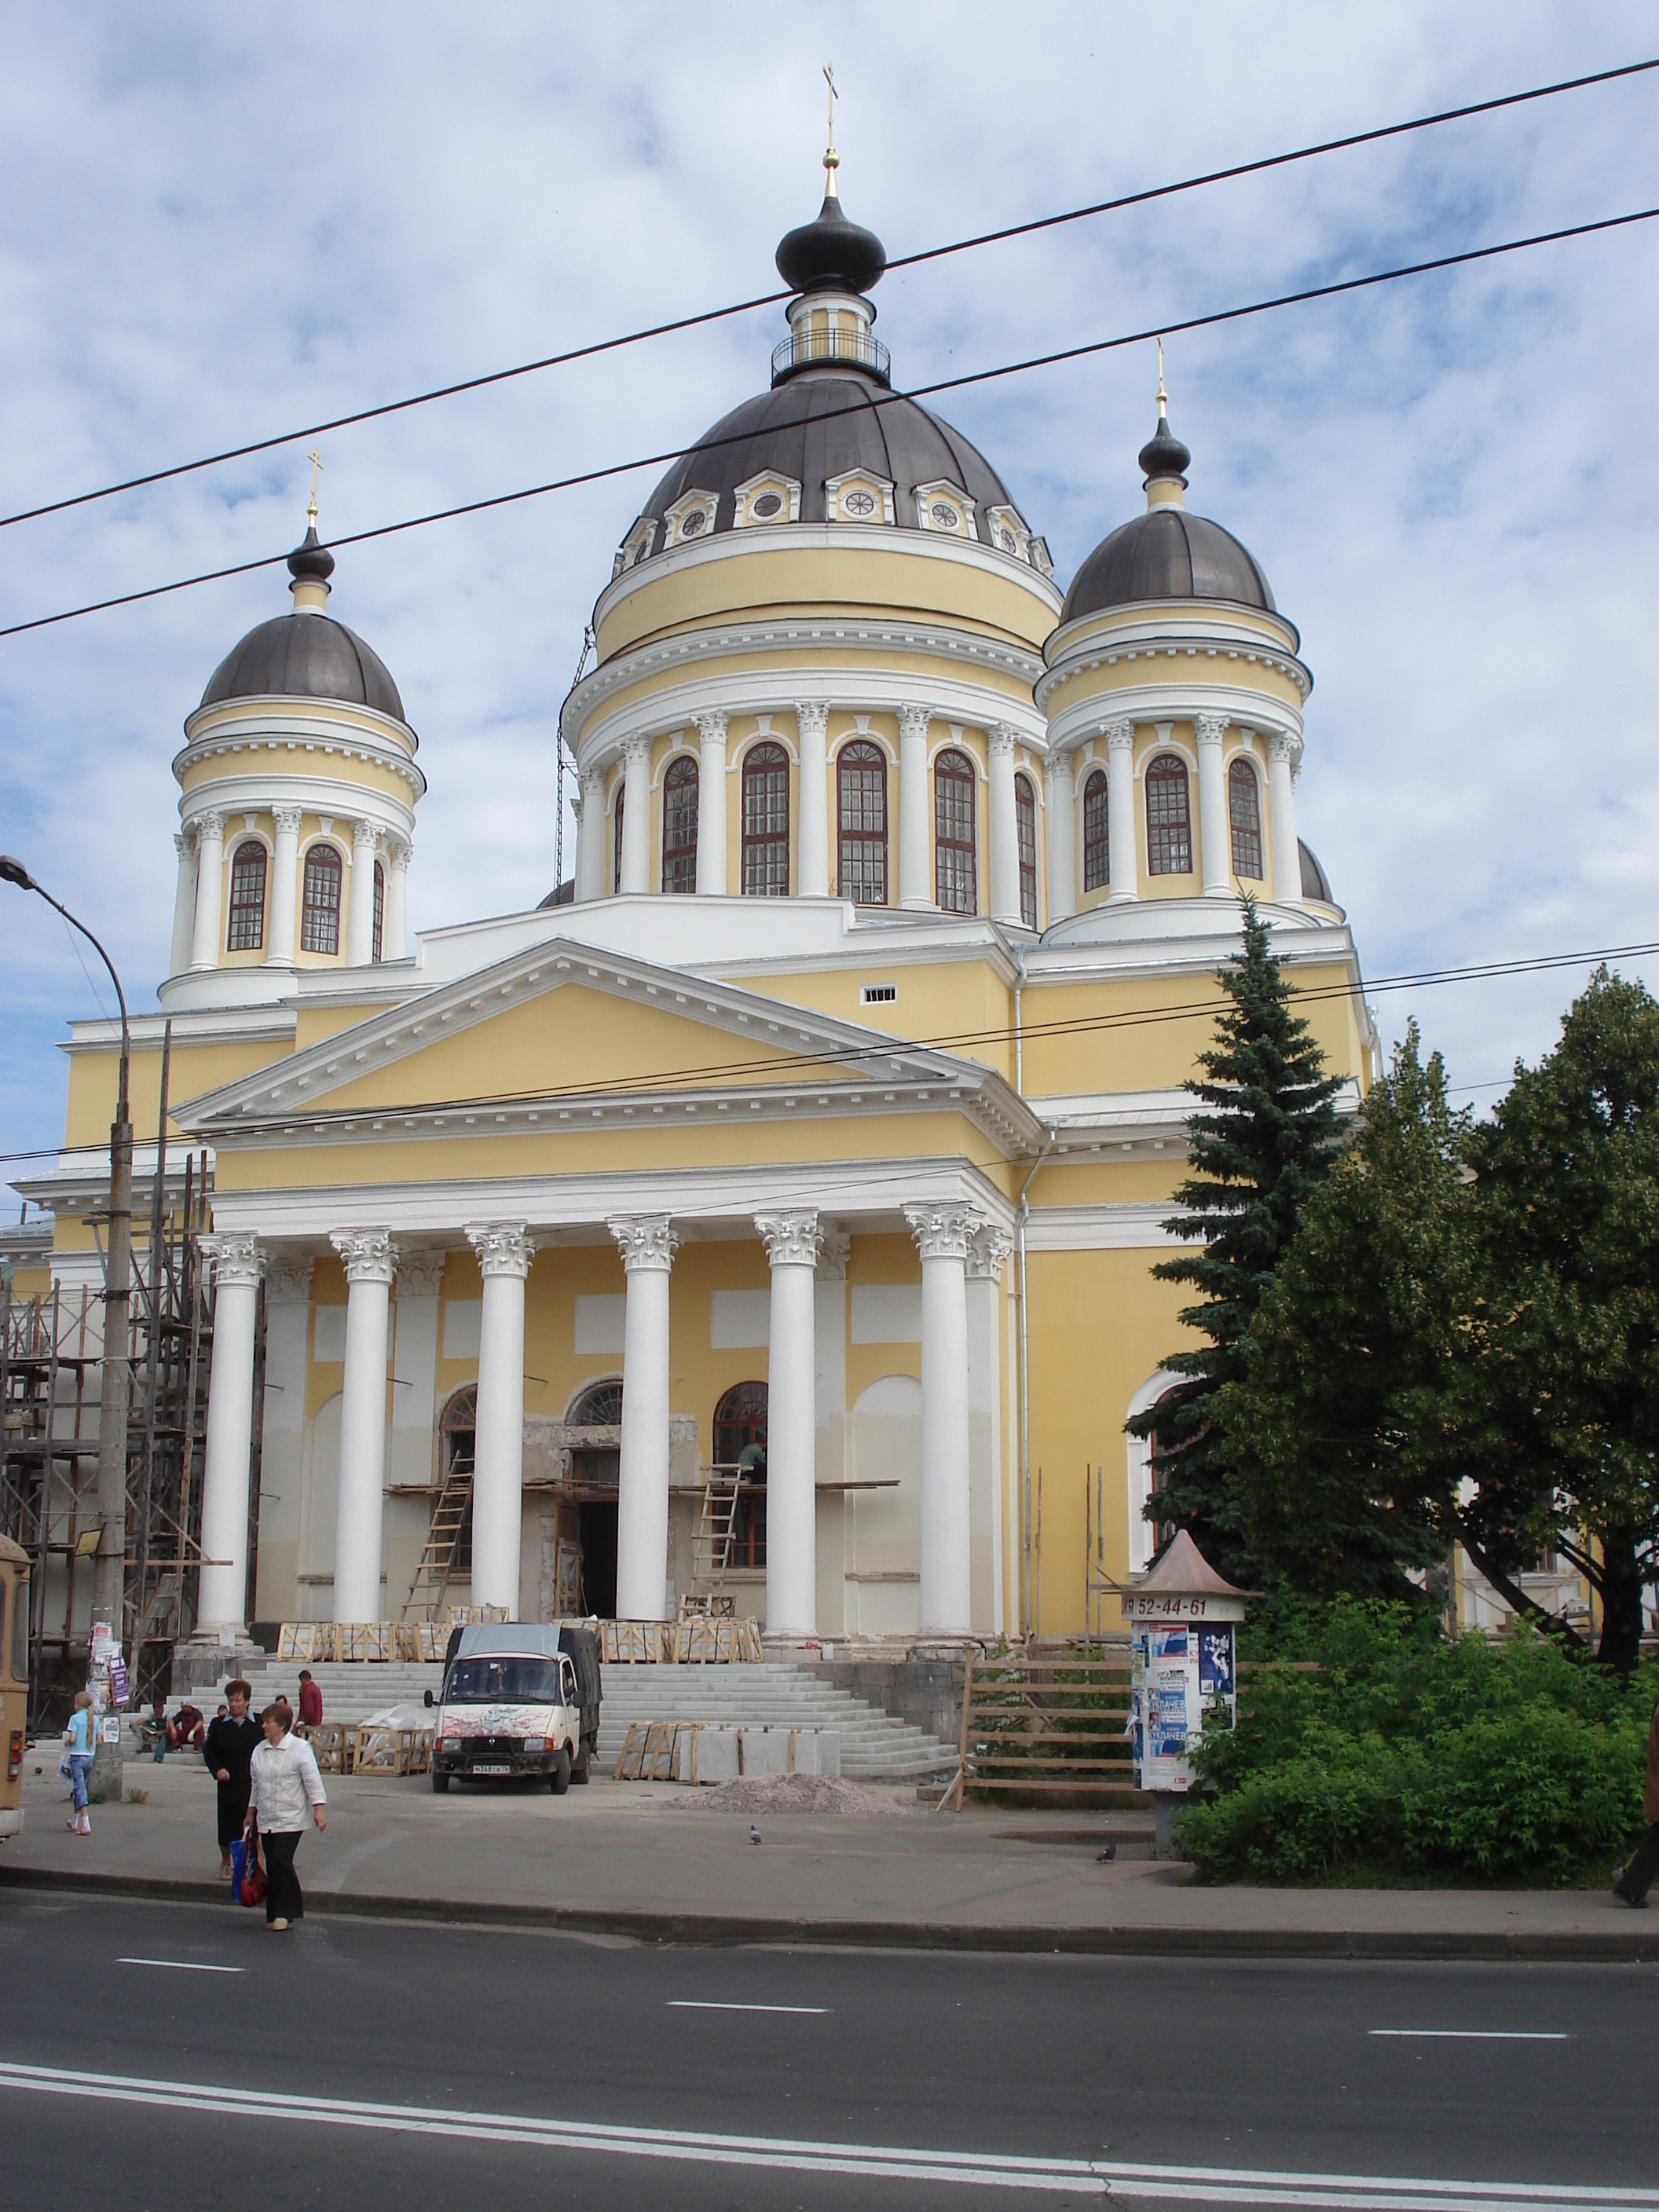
<box><xmin>1155</xmin><ymin>336</ymin><xmax>1168</xmax><ymax>419</ymax></box>
<box><xmin>822</xmin><ymin>63</ymin><xmax>839</xmax><ymax>197</ymax></box>
<box><xmin>306</xmin><ymin>448</ymin><xmax>324</xmax><ymax>530</ymax></box>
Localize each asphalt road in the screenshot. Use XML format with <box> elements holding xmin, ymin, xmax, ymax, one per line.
<box><xmin>2</xmin><ymin>1890</ymin><xmax>1653</xmax><ymax>2211</ymax></box>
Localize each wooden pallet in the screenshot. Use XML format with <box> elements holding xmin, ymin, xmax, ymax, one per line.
<box><xmin>937</xmin><ymin>1650</ymin><xmax>1139</xmax><ymax>1811</ymax></box>
<box><xmin>298</xmin><ymin>1723</ymin><xmax>350</xmax><ymax>1774</ymax></box>
<box><xmin>601</xmin><ymin>1621</ymin><xmax>665</xmax><ymax>1664</ymax></box>
<box><xmin>350</xmin><ymin>1724</ymin><xmax>433</xmax><ymax>1777</ymax></box>
<box><xmin>612</xmin><ymin>1719</ymin><xmax>678</xmax><ymax>1780</ymax></box>
<box><xmin>668</xmin><ymin>1616</ymin><xmax>763</xmax><ymax>1664</ymax></box>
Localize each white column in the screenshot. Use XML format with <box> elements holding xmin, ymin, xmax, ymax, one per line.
<box><xmin>988</xmin><ymin>725</ymin><xmax>1022</xmax><ymax>925</ymax></box>
<box><xmin>1196</xmin><ymin>714</ymin><xmax>1232</xmax><ymax>895</ymax></box>
<box><xmin>1104</xmin><ymin>719</ymin><xmax>1138</xmax><ymax>901</ymax></box>
<box><xmin>1044</xmin><ymin>753</ymin><xmax>1075</xmax><ymax>925</ymax></box>
<box><xmin>965</xmin><ymin>1225</ymin><xmax>1012</xmax><ymax>1637</ymax></box>
<box><xmin>387</xmin><ymin>1249</ymin><xmax>445</xmax><ymax>1491</ymax></box>
<box><xmin>466</xmin><ymin>1223</ymin><xmax>533</xmax><ymax>1616</ymax></box>
<box><xmin>170</xmin><ymin>832</ymin><xmax>198</xmax><ymax>978</ymax></box>
<box><xmin>694</xmin><ymin>710</ymin><xmax>728</xmax><ymax>894</ymax></box>
<box><xmin>621</xmin><ymin>733</ymin><xmax>651</xmax><ymax>893</ymax></box>
<box><xmin>755</xmin><ymin>1208</ymin><xmax>822</xmax><ymax>1637</ymax></box>
<box><xmin>609</xmin><ymin>1214</ymin><xmax>677</xmax><ymax>1621</ymax></box>
<box><xmin>255</xmin><ymin>1255</ymin><xmax>313</xmax><ymax>1626</ymax></box>
<box><xmin>346</xmin><ymin>820</ymin><xmax>379</xmax><ymax>964</ymax></box>
<box><xmin>904</xmin><ymin>1202</ymin><xmax>978</xmax><ymax>1635</ymax></box>
<box><xmin>189</xmin><ymin>808</ymin><xmax>225</xmax><ymax>969</ymax></box>
<box><xmin>794</xmin><ymin>701</ymin><xmax>830</xmax><ymax>898</ymax></box>
<box><xmin>814</xmin><ymin>1231</ymin><xmax>850</xmax><ymax>1636</ymax></box>
<box><xmin>576</xmin><ymin>766</ymin><xmax>606</xmax><ymax>903</ymax></box>
<box><xmin>1266</xmin><ymin>732</ymin><xmax>1304</xmax><ymax>906</ymax></box>
<box><xmin>266</xmin><ymin>807</ymin><xmax>302</xmax><ymax>966</ymax></box>
<box><xmin>196</xmin><ymin>1232</ymin><xmax>262</xmax><ymax>1633</ymax></box>
<box><xmin>383</xmin><ymin>836</ymin><xmax>410</xmax><ymax>959</ymax></box>
<box><xmin>897</xmin><ymin>701</ymin><xmax>932</xmax><ymax>908</ymax></box>
<box><xmin>330</xmin><ymin>1228</ymin><xmax>397</xmax><ymax>1621</ymax></box>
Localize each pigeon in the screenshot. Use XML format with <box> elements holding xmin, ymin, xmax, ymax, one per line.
<box><xmin>749</xmin><ymin>1825</ymin><xmax>762</xmax><ymax>1846</ymax></box>
<box><xmin>1096</xmin><ymin>1843</ymin><xmax>1117</xmax><ymax>1863</ymax></box>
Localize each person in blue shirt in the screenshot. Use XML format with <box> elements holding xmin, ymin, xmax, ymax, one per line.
<box><xmin>63</xmin><ymin>1692</ymin><xmax>96</xmax><ymax>1835</ymax></box>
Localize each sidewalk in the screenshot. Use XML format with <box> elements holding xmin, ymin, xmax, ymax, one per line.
<box><xmin>2</xmin><ymin>1758</ymin><xmax>1651</xmax><ymax>1960</ymax></box>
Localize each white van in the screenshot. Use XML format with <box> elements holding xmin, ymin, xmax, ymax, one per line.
<box><xmin>426</xmin><ymin>1621</ymin><xmax>601</xmax><ymax>1795</ymax></box>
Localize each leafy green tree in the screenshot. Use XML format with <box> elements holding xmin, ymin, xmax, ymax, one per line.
<box><xmin>1126</xmin><ymin>899</ymin><xmax>1345</xmax><ymax>1585</ymax></box>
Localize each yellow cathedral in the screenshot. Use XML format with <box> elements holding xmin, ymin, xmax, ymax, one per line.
<box><xmin>15</xmin><ymin>161</ymin><xmax>1375</xmax><ymax>1656</ymax></box>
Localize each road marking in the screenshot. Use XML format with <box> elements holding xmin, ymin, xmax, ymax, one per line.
<box><xmin>1369</xmin><ymin>2031</ymin><xmax>1568</xmax><ymax>2042</ymax></box>
<box><xmin>668</xmin><ymin>2001</ymin><xmax>827</xmax><ymax>2016</ymax></box>
<box><xmin>117</xmin><ymin>1959</ymin><xmax>245</xmax><ymax>1976</ymax></box>
<box><xmin>1</xmin><ymin>2060</ymin><xmax>1655</xmax><ymax>2207</ymax></box>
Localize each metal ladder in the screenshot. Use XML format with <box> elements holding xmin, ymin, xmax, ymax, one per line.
<box><xmin>401</xmin><ymin>1470</ymin><xmax>472</xmax><ymax>1621</ymax></box>
<box><xmin>682</xmin><ymin>1467</ymin><xmax>745</xmax><ymax>1619</ymax></box>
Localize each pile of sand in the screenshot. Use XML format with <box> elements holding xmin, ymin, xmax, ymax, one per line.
<box><xmin>660</xmin><ymin>1772</ymin><xmax>917</xmax><ymax>1817</ymax></box>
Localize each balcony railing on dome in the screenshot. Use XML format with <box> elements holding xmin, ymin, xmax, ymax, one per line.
<box><xmin>771</xmin><ymin>327</ymin><xmax>890</xmax><ymax>387</ymax></box>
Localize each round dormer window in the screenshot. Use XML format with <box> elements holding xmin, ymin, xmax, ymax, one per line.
<box><xmin>998</xmin><ymin>527</ymin><xmax>1018</xmax><ymax>552</ymax></box>
<box><xmin>679</xmin><ymin>509</ymin><xmax>707</xmax><ymax>538</ymax></box>
<box><xmin>930</xmin><ymin>502</ymin><xmax>960</xmax><ymax>529</ymax></box>
<box><xmin>844</xmin><ymin>489</ymin><xmax>876</xmax><ymax>518</ymax></box>
<box><xmin>751</xmin><ymin>492</ymin><xmax>783</xmax><ymax>519</ymax></box>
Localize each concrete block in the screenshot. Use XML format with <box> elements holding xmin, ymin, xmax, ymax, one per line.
<box><xmin>738</xmin><ymin>1727</ymin><xmax>789</xmax><ymax>1775</ymax></box>
<box><xmin>676</xmin><ymin>1725</ymin><xmax>739</xmax><ymax>1785</ymax></box>
<box><xmin>817</xmin><ymin>1730</ymin><xmax>842</xmax><ymax>1778</ymax></box>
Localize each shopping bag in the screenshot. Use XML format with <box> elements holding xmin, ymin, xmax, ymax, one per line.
<box><xmin>229</xmin><ymin>1836</ymin><xmax>246</xmax><ymax>1904</ymax></box>
<box><xmin>240</xmin><ymin>1829</ymin><xmax>266</xmax><ymax>1909</ymax></box>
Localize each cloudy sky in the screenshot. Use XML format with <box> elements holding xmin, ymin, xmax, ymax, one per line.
<box><xmin>3</xmin><ymin>3</ymin><xmax>1656</xmax><ymax>1179</ymax></box>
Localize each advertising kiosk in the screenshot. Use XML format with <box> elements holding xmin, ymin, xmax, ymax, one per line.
<box><xmin>1122</xmin><ymin>1531</ymin><xmax>1250</xmax><ymax>1855</ymax></box>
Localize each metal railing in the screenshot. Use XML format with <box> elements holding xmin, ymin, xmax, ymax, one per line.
<box><xmin>771</xmin><ymin>327</ymin><xmax>890</xmax><ymax>386</ymax></box>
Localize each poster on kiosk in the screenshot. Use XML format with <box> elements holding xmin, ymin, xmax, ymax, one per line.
<box><xmin>1122</xmin><ymin>1532</ymin><xmax>1249</xmax><ymax>1794</ymax></box>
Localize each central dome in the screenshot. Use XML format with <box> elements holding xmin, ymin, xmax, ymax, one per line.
<box><xmin>640</xmin><ymin>374</ymin><xmax>1017</xmax><ymax>544</ymax></box>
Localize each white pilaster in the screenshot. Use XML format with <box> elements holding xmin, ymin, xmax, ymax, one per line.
<box><xmin>609</xmin><ymin>1214</ymin><xmax>677</xmax><ymax>1621</ymax></box>
<box><xmin>330</xmin><ymin>1228</ymin><xmax>397</xmax><ymax>1621</ymax></box>
<box><xmin>621</xmin><ymin>733</ymin><xmax>651</xmax><ymax>894</ymax></box>
<box><xmin>1044</xmin><ymin>753</ymin><xmax>1076</xmax><ymax>925</ymax></box>
<box><xmin>1267</xmin><ymin>732</ymin><xmax>1304</xmax><ymax>906</ymax></box>
<box><xmin>265</xmin><ymin>807</ymin><xmax>302</xmax><ymax>966</ymax></box>
<box><xmin>255</xmin><ymin>1254</ymin><xmax>312</xmax><ymax>1624</ymax></box>
<box><xmin>794</xmin><ymin>701</ymin><xmax>830</xmax><ymax>898</ymax></box>
<box><xmin>466</xmin><ymin>1223</ymin><xmax>533</xmax><ymax>1615</ymax></box>
<box><xmin>170</xmin><ymin>833</ymin><xmax>198</xmax><ymax>979</ymax></box>
<box><xmin>755</xmin><ymin>1208</ymin><xmax>822</xmax><ymax>1636</ymax></box>
<box><xmin>813</xmin><ymin>1231</ymin><xmax>850</xmax><ymax>1636</ymax></box>
<box><xmin>189</xmin><ymin>809</ymin><xmax>225</xmax><ymax>969</ymax></box>
<box><xmin>196</xmin><ymin>1232</ymin><xmax>262</xmax><ymax>1633</ymax></box>
<box><xmin>965</xmin><ymin>1224</ymin><xmax>1013</xmax><ymax>1637</ymax></box>
<box><xmin>346</xmin><ymin>820</ymin><xmax>379</xmax><ymax>964</ymax></box>
<box><xmin>383</xmin><ymin>836</ymin><xmax>410</xmax><ymax>960</ymax></box>
<box><xmin>988</xmin><ymin>725</ymin><xmax>1022</xmax><ymax>926</ymax></box>
<box><xmin>904</xmin><ymin>1202</ymin><xmax>979</xmax><ymax>1635</ymax></box>
<box><xmin>897</xmin><ymin>702</ymin><xmax>932</xmax><ymax>909</ymax></box>
<box><xmin>1105</xmin><ymin>720</ymin><xmax>1138</xmax><ymax>902</ymax></box>
<box><xmin>387</xmin><ymin>1249</ymin><xmax>445</xmax><ymax>1492</ymax></box>
<box><xmin>576</xmin><ymin>767</ymin><xmax>606</xmax><ymax>903</ymax></box>
<box><xmin>1196</xmin><ymin>714</ymin><xmax>1232</xmax><ymax>896</ymax></box>
<box><xmin>695</xmin><ymin>711</ymin><xmax>728</xmax><ymax>895</ymax></box>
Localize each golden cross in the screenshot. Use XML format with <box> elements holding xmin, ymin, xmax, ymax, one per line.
<box><xmin>824</xmin><ymin>63</ymin><xmax>837</xmax><ymax>151</ymax></box>
<box><xmin>306</xmin><ymin>448</ymin><xmax>324</xmax><ymax>529</ymax></box>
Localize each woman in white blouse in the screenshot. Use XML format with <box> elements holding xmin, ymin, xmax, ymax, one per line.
<box><xmin>246</xmin><ymin>1700</ymin><xmax>327</xmax><ymax>1931</ymax></box>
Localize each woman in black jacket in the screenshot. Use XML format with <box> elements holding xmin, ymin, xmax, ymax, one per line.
<box><xmin>202</xmin><ymin>1680</ymin><xmax>261</xmax><ymax>1880</ymax></box>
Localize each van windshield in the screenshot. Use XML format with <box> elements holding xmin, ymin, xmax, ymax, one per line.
<box><xmin>444</xmin><ymin>1656</ymin><xmax>562</xmax><ymax>1704</ymax></box>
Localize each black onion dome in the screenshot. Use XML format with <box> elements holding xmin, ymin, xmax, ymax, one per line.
<box><xmin>286</xmin><ymin>525</ymin><xmax>335</xmax><ymax>584</ymax></box>
<box><xmin>200</xmin><ymin>613</ymin><xmax>406</xmax><ymax>721</ymax></box>
<box><xmin>1137</xmin><ymin>416</ymin><xmax>1191</xmax><ymax>484</ymax></box>
<box><xmin>775</xmin><ymin>192</ymin><xmax>887</xmax><ymax>297</ymax></box>
<box><xmin>642</xmin><ymin>374</ymin><xmax>1013</xmax><ymax>541</ymax></box>
<box><xmin>1060</xmin><ymin>508</ymin><xmax>1276</xmax><ymax>624</ymax></box>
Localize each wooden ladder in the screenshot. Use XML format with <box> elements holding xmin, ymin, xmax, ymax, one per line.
<box><xmin>683</xmin><ymin>1469</ymin><xmax>744</xmax><ymax>1618</ymax></box>
<box><xmin>401</xmin><ymin>1470</ymin><xmax>472</xmax><ymax>1621</ymax></box>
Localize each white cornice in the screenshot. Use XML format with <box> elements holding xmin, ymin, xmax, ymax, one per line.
<box><xmin>1037</xmin><ymin>617</ymin><xmax>1312</xmax><ymax>718</ymax></box>
<box><xmin>181</xmin><ymin>694</ymin><xmax>419</xmax><ymax>754</ymax></box>
<box><xmin>1021</xmin><ymin>1202</ymin><xmax>1201</xmax><ymax>1252</ymax></box>
<box><xmin>174</xmin><ymin>715</ymin><xmax>426</xmax><ymax>804</ymax></box>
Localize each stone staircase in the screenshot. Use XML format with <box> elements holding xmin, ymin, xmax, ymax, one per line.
<box><xmin>215</xmin><ymin>1657</ymin><xmax>952</xmax><ymax>1782</ymax></box>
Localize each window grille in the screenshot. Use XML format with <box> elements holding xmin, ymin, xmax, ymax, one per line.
<box><xmin>1082</xmin><ymin>768</ymin><xmax>1110</xmax><ymax>892</ymax></box>
<box><xmin>837</xmin><ymin>739</ymin><xmax>888</xmax><ymax>904</ymax></box>
<box><xmin>1229</xmin><ymin>757</ymin><xmax>1264</xmax><ymax>879</ymax></box>
<box><xmin>741</xmin><ymin>742</ymin><xmax>790</xmax><ymax>895</ymax></box>
<box><xmin>372</xmin><ymin>859</ymin><xmax>385</xmax><ymax>961</ymax></box>
<box><xmin>1015</xmin><ymin>771</ymin><xmax>1038</xmax><ymax>926</ymax></box>
<box><xmin>226</xmin><ymin>839</ymin><xmax>266</xmax><ymax>951</ymax></box>
<box><xmin>933</xmin><ymin>747</ymin><xmax>977</xmax><ymax>914</ymax></box>
<box><xmin>300</xmin><ymin>844</ymin><xmax>342</xmax><ymax>954</ymax></box>
<box><xmin>1145</xmin><ymin>756</ymin><xmax>1192</xmax><ymax>876</ymax></box>
<box><xmin>662</xmin><ymin>753</ymin><xmax>698</xmax><ymax>894</ymax></box>
<box><xmin>568</xmin><ymin>1379</ymin><xmax>624</xmax><ymax>1428</ymax></box>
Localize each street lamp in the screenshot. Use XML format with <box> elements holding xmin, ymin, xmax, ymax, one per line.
<box><xmin>1</xmin><ymin>855</ymin><xmax>133</xmax><ymax>1635</ymax></box>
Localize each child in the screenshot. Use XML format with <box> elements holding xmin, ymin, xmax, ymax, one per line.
<box><xmin>63</xmin><ymin>1692</ymin><xmax>96</xmax><ymax>1834</ymax></box>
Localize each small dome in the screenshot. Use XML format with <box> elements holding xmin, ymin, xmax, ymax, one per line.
<box><xmin>1298</xmin><ymin>839</ymin><xmax>1333</xmax><ymax>904</ymax></box>
<box><xmin>1060</xmin><ymin>507</ymin><xmax>1276</xmax><ymax>624</ymax></box>
<box><xmin>775</xmin><ymin>192</ymin><xmax>887</xmax><ymax>298</ymax></box>
<box><xmin>201</xmin><ymin>613</ymin><xmax>406</xmax><ymax>720</ymax></box>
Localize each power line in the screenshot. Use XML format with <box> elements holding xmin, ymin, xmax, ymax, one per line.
<box><xmin>4</xmin><ymin>203</ymin><xmax>1654</xmax><ymax>644</ymax></box>
<box><xmin>3</xmin><ymin>56</ymin><xmax>1653</xmax><ymax>533</ymax></box>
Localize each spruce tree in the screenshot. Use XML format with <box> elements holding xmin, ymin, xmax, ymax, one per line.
<box><xmin>1126</xmin><ymin>899</ymin><xmax>1345</xmax><ymax>1584</ymax></box>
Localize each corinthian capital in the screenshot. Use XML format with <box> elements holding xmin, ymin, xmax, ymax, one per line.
<box><xmin>395</xmin><ymin>1248</ymin><xmax>449</xmax><ymax>1298</ymax></box>
<box><xmin>695</xmin><ymin>709</ymin><xmax>729</xmax><ymax>748</ymax></box>
<box><xmin>965</xmin><ymin>1222</ymin><xmax>1015</xmax><ymax>1283</ymax></box>
<box><xmin>793</xmin><ymin>702</ymin><xmax>829</xmax><ymax>746</ymax></box>
<box><xmin>989</xmin><ymin>723</ymin><xmax>1018</xmax><ymax>762</ymax></box>
<box><xmin>329</xmin><ymin>1227</ymin><xmax>397</xmax><ymax>1286</ymax></box>
<box><xmin>623</xmin><ymin>731</ymin><xmax>652</xmax><ymax>771</ymax></box>
<box><xmin>263</xmin><ymin>1254</ymin><xmax>315</xmax><ymax>1307</ymax></box>
<box><xmin>196</xmin><ymin>808</ymin><xmax>224</xmax><ymax>842</ymax></box>
<box><xmin>898</xmin><ymin>703</ymin><xmax>932</xmax><ymax>744</ymax></box>
<box><xmin>581</xmin><ymin>762</ymin><xmax>606</xmax><ymax>802</ymax></box>
<box><xmin>754</xmin><ymin>1207</ymin><xmax>822</xmax><ymax>1269</ymax></box>
<box><xmin>607</xmin><ymin>1213</ymin><xmax>678</xmax><ymax>1273</ymax></box>
<box><xmin>464</xmin><ymin>1221</ymin><xmax>533</xmax><ymax>1280</ymax></box>
<box><xmin>1104</xmin><ymin>717</ymin><xmax>1136</xmax><ymax>756</ymax></box>
<box><xmin>272</xmin><ymin>805</ymin><xmax>304</xmax><ymax>837</ymax></box>
<box><xmin>903</xmin><ymin>1201</ymin><xmax>982</xmax><ymax>1264</ymax></box>
<box><xmin>1195</xmin><ymin>713</ymin><xmax>1229</xmax><ymax>750</ymax></box>
<box><xmin>199</xmin><ymin>1232</ymin><xmax>262</xmax><ymax>1291</ymax></box>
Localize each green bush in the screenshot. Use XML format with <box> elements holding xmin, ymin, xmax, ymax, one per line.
<box><xmin>1180</xmin><ymin>1599</ymin><xmax>1656</xmax><ymax>1885</ymax></box>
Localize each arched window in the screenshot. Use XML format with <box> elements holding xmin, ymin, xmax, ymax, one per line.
<box><xmin>612</xmin><ymin>782</ymin><xmax>624</xmax><ymax>894</ymax></box>
<box><xmin>661</xmin><ymin>753</ymin><xmax>699</xmax><ymax>893</ymax></box>
<box><xmin>1145</xmin><ymin>755</ymin><xmax>1192</xmax><ymax>877</ymax></box>
<box><xmin>1015</xmin><ymin>771</ymin><xmax>1038</xmax><ymax>927</ymax></box>
<box><xmin>1229</xmin><ymin>757</ymin><xmax>1264</xmax><ymax>880</ymax></box>
<box><xmin>837</xmin><ymin>739</ymin><xmax>888</xmax><ymax>904</ymax></box>
<box><xmin>741</xmin><ymin>742</ymin><xmax>790</xmax><ymax>895</ymax></box>
<box><xmin>226</xmin><ymin>839</ymin><xmax>266</xmax><ymax>951</ymax></box>
<box><xmin>566</xmin><ymin>1376</ymin><xmax>622</xmax><ymax>1490</ymax></box>
<box><xmin>300</xmin><ymin>843</ymin><xmax>342</xmax><ymax>954</ymax></box>
<box><xmin>933</xmin><ymin>747</ymin><xmax>977</xmax><ymax>914</ymax></box>
<box><xmin>713</xmin><ymin>1380</ymin><xmax>768</xmax><ymax>1569</ymax></box>
<box><xmin>1082</xmin><ymin>768</ymin><xmax>1110</xmax><ymax>893</ymax></box>
<box><xmin>372</xmin><ymin>859</ymin><xmax>385</xmax><ymax>962</ymax></box>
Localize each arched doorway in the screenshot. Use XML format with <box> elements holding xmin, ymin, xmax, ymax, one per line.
<box><xmin>437</xmin><ymin>1385</ymin><xmax>477</xmax><ymax>1582</ymax></box>
<box><xmin>713</xmin><ymin>1380</ymin><xmax>767</xmax><ymax>1568</ymax></box>
<box><xmin>566</xmin><ymin>1378</ymin><xmax>623</xmax><ymax>1617</ymax></box>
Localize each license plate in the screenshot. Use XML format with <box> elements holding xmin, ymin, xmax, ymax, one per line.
<box><xmin>471</xmin><ymin>1763</ymin><xmax>512</xmax><ymax>1775</ymax></box>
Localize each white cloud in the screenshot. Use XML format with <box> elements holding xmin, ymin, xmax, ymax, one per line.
<box><xmin>2</xmin><ymin>1</ymin><xmax>1655</xmax><ymax>1171</ymax></box>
